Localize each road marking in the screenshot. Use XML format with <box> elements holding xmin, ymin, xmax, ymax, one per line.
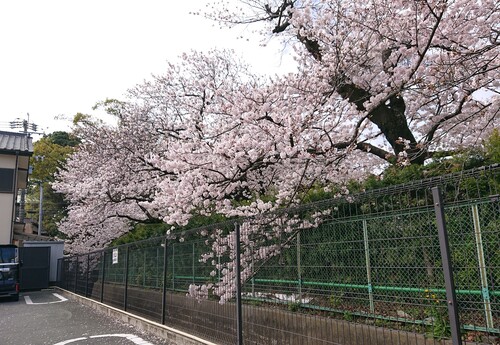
<box><xmin>24</xmin><ymin>293</ymin><xmax>68</xmax><ymax>305</ymax></box>
<box><xmin>53</xmin><ymin>334</ymin><xmax>154</xmax><ymax>345</ymax></box>
<box><xmin>53</xmin><ymin>337</ymin><xmax>87</xmax><ymax>345</ymax></box>
<box><xmin>91</xmin><ymin>334</ymin><xmax>154</xmax><ymax>344</ymax></box>
<box><xmin>52</xmin><ymin>293</ymin><xmax>68</xmax><ymax>302</ymax></box>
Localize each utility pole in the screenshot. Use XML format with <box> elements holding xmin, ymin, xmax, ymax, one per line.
<box><xmin>9</xmin><ymin>114</ymin><xmax>40</xmax><ymax>224</ymax></box>
<box><xmin>32</xmin><ymin>156</ymin><xmax>45</xmax><ymax>236</ymax></box>
<box><xmin>38</xmin><ymin>182</ymin><xmax>43</xmax><ymax>236</ymax></box>
<box><xmin>9</xmin><ymin>113</ymin><xmax>39</xmax><ymax>134</ymax></box>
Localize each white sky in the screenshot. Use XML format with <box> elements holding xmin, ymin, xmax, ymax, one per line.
<box><xmin>0</xmin><ymin>0</ymin><xmax>295</xmax><ymax>135</ymax></box>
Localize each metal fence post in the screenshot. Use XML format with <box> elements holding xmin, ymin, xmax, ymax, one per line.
<box><xmin>67</xmin><ymin>260</ymin><xmax>70</xmax><ymax>290</ymax></box>
<box><xmin>85</xmin><ymin>254</ymin><xmax>90</xmax><ymax>297</ymax></box>
<box><xmin>192</xmin><ymin>242</ymin><xmax>195</xmax><ymax>284</ymax></box>
<box><xmin>161</xmin><ymin>238</ymin><xmax>168</xmax><ymax>325</ymax></box>
<box><xmin>471</xmin><ymin>204</ymin><xmax>494</xmax><ymax>330</ymax></box>
<box><xmin>172</xmin><ymin>244</ymin><xmax>175</xmax><ymax>291</ymax></box>
<box><xmin>156</xmin><ymin>247</ymin><xmax>160</xmax><ymax>288</ymax></box>
<box><xmin>60</xmin><ymin>260</ymin><xmax>63</xmax><ymax>289</ymax></box>
<box><xmin>56</xmin><ymin>258</ymin><xmax>61</xmax><ymax>288</ymax></box>
<box><xmin>60</xmin><ymin>258</ymin><xmax>64</xmax><ymax>289</ymax></box>
<box><xmin>124</xmin><ymin>246</ymin><xmax>130</xmax><ymax>311</ymax></box>
<box><xmin>143</xmin><ymin>250</ymin><xmax>146</xmax><ymax>286</ymax></box>
<box><xmin>219</xmin><ymin>252</ymin><xmax>222</xmax><ymax>284</ymax></box>
<box><xmin>297</xmin><ymin>232</ymin><xmax>302</xmax><ymax>302</ymax></box>
<box><xmin>64</xmin><ymin>260</ymin><xmax>68</xmax><ymax>290</ymax></box>
<box><xmin>432</xmin><ymin>186</ymin><xmax>462</xmax><ymax>345</ymax></box>
<box><xmin>74</xmin><ymin>256</ymin><xmax>78</xmax><ymax>293</ymax></box>
<box><xmin>362</xmin><ymin>219</ymin><xmax>375</xmax><ymax>314</ymax></box>
<box><xmin>235</xmin><ymin>223</ymin><xmax>243</xmax><ymax>345</ymax></box>
<box><xmin>101</xmin><ymin>251</ymin><xmax>106</xmax><ymax>303</ymax></box>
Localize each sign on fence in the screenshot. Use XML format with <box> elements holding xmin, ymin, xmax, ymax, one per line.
<box><xmin>112</xmin><ymin>248</ymin><xmax>118</xmax><ymax>264</ymax></box>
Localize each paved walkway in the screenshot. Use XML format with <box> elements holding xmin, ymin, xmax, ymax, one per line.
<box><xmin>0</xmin><ymin>289</ymin><xmax>171</xmax><ymax>345</ymax></box>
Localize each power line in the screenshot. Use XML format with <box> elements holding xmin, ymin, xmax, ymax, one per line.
<box><xmin>9</xmin><ymin>114</ymin><xmax>42</xmax><ymax>134</ymax></box>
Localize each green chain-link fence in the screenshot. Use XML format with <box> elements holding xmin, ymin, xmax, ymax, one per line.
<box><xmin>59</xmin><ymin>164</ymin><xmax>499</xmax><ymax>344</ymax></box>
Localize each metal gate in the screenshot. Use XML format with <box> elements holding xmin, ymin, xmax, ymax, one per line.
<box><xmin>19</xmin><ymin>247</ymin><xmax>50</xmax><ymax>290</ymax></box>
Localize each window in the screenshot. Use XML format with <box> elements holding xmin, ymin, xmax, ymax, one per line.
<box><xmin>0</xmin><ymin>168</ymin><xmax>15</xmax><ymax>193</ymax></box>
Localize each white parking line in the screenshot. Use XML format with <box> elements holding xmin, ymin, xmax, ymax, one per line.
<box><xmin>53</xmin><ymin>334</ymin><xmax>154</xmax><ymax>345</ymax></box>
<box><xmin>24</xmin><ymin>293</ymin><xmax>68</xmax><ymax>305</ymax></box>
<box><xmin>52</xmin><ymin>337</ymin><xmax>87</xmax><ymax>345</ymax></box>
<box><xmin>91</xmin><ymin>334</ymin><xmax>154</xmax><ymax>344</ymax></box>
<box><xmin>52</xmin><ymin>293</ymin><xmax>68</xmax><ymax>302</ymax></box>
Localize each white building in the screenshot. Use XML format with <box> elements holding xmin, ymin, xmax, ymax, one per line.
<box><xmin>0</xmin><ymin>131</ymin><xmax>33</xmax><ymax>244</ymax></box>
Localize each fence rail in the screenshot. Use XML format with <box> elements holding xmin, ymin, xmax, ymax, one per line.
<box><xmin>58</xmin><ymin>164</ymin><xmax>500</xmax><ymax>345</ymax></box>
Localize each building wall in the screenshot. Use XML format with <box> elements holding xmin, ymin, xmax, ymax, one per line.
<box><xmin>23</xmin><ymin>241</ymin><xmax>65</xmax><ymax>282</ymax></box>
<box><xmin>0</xmin><ymin>154</ymin><xmax>17</xmax><ymax>244</ymax></box>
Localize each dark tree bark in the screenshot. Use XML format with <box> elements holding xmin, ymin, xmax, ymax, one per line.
<box><xmin>265</xmin><ymin>1</ymin><xmax>427</xmax><ymax>165</ymax></box>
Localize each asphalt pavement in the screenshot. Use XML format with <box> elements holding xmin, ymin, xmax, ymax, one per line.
<box><xmin>0</xmin><ymin>289</ymin><xmax>171</xmax><ymax>345</ymax></box>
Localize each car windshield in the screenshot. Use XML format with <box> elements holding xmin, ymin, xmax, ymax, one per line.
<box><xmin>0</xmin><ymin>247</ymin><xmax>16</xmax><ymax>264</ymax></box>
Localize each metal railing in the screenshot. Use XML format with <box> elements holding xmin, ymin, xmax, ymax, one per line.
<box><xmin>58</xmin><ymin>164</ymin><xmax>500</xmax><ymax>345</ymax></box>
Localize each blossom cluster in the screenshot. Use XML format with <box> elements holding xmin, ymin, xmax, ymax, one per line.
<box><xmin>54</xmin><ymin>0</ymin><xmax>498</xmax><ymax>297</ymax></box>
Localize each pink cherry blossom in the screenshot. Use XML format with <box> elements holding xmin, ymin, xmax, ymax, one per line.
<box><xmin>55</xmin><ymin>1</ymin><xmax>498</xmax><ymax>300</ymax></box>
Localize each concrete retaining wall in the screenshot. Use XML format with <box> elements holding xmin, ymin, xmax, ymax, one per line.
<box><xmin>79</xmin><ymin>283</ymin><xmax>460</xmax><ymax>345</ymax></box>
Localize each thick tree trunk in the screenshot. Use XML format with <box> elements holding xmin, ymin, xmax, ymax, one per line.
<box><xmin>268</xmin><ymin>0</ymin><xmax>427</xmax><ymax>165</ymax></box>
<box><xmin>337</xmin><ymin>82</ymin><xmax>426</xmax><ymax>165</ymax></box>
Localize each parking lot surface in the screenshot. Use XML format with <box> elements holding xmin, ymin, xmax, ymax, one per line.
<box><xmin>0</xmin><ymin>289</ymin><xmax>171</xmax><ymax>345</ymax></box>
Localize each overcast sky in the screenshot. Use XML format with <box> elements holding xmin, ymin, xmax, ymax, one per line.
<box><xmin>0</xmin><ymin>0</ymin><xmax>294</xmax><ymax>135</ymax></box>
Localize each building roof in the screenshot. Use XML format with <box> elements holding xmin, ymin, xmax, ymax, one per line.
<box><xmin>0</xmin><ymin>131</ymin><xmax>34</xmax><ymax>156</ymax></box>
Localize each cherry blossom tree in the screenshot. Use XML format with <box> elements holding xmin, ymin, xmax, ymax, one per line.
<box><xmin>208</xmin><ymin>0</ymin><xmax>499</xmax><ymax>162</ymax></box>
<box><xmin>53</xmin><ymin>112</ymin><xmax>162</xmax><ymax>250</ymax></box>
<box><xmin>55</xmin><ymin>0</ymin><xmax>498</xmax><ymax>298</ymax></box>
